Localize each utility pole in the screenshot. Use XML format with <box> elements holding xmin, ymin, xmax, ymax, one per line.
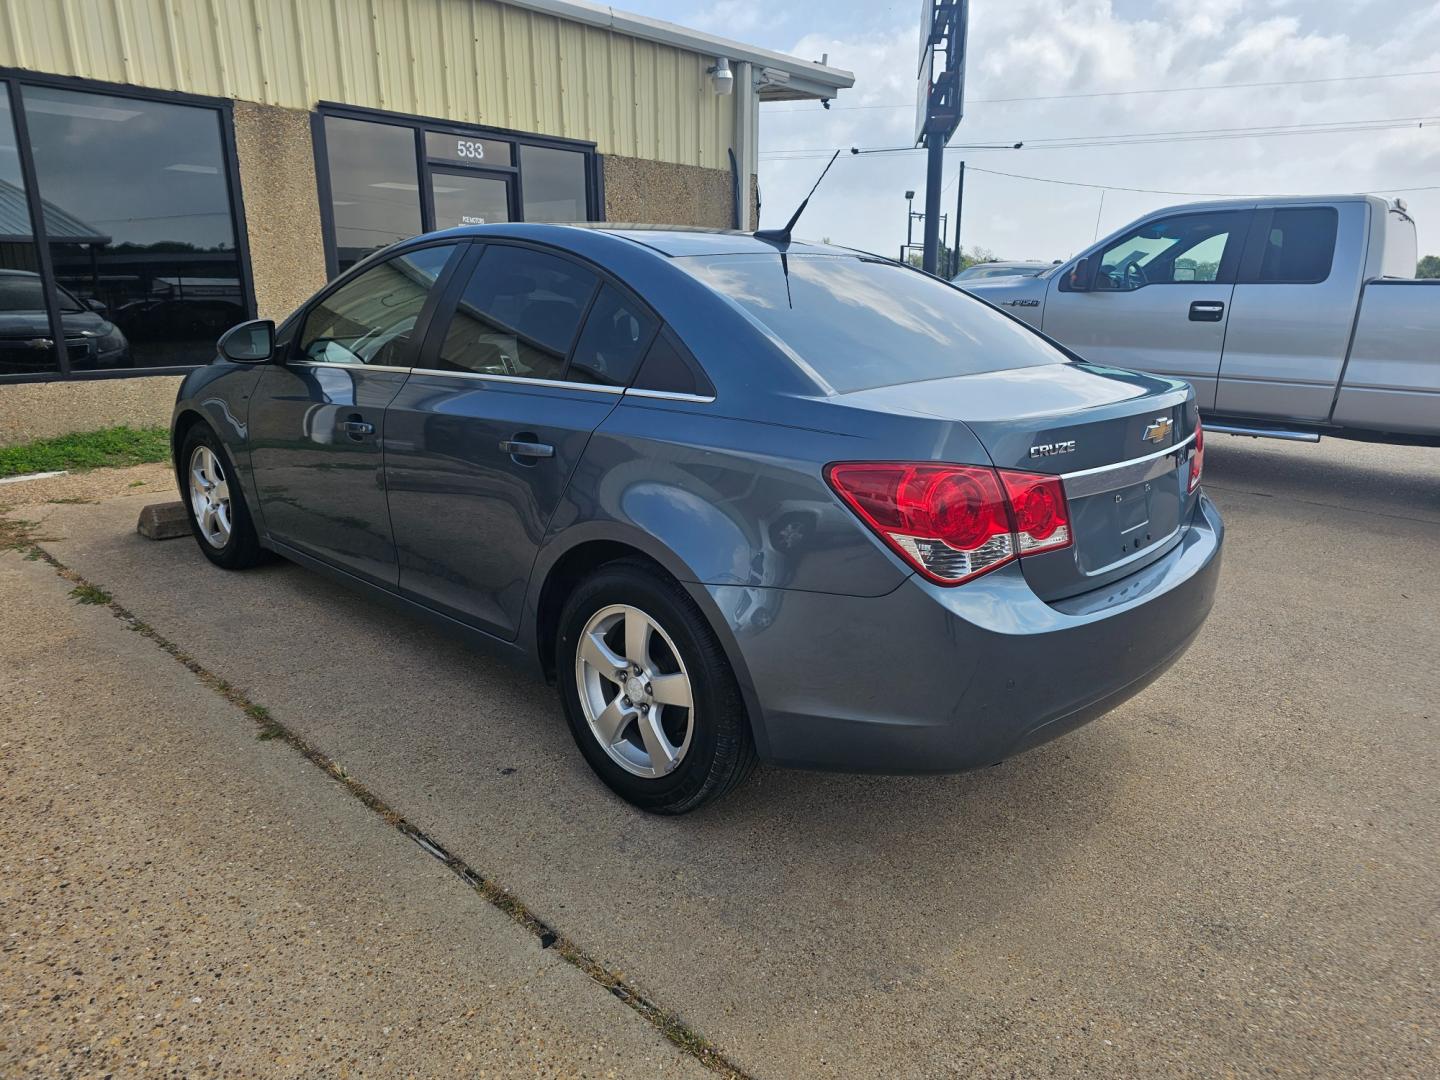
<box><xmin>922</xmin><ymin>141</ymin><xmax>944</xmax><ymax>274</ymax></box>
<box><xmin>916</xmin><ymin>0</ymin><xmax>968</xmax><ymax>275</ymax></box>
<box><xmin>952</xmin><ymin>160</ymin><xmax>965</xmax><ymax>277</ymax></box>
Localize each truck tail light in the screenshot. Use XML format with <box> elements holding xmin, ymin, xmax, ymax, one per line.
<box><xmin>1188</xmin><ymin>419</ymin><xmax>1204</xmax><ymax>493</ymax></box>
<box><xmin>826</xmin><ymin>461</ymin><xmax>1072</xmax><ymax>586</ymax></box>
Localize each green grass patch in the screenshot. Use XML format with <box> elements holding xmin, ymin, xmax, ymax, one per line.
<box><xmin>69</xmin><ymin>583</ymin><xmax>112</xmax><ymax>605</ymax></box>
<box><xmin>0</xmin><ymin>425</ymin><xmax>169</xmax><ymax>478</ymax></box>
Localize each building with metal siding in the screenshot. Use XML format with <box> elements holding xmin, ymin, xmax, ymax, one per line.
<box><xmin>0</xmin><ymin>0</ymin><xmax>851</xmax><ymax>442</ymax></box>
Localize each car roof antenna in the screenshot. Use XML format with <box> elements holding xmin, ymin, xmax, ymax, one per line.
<box><xmin>754</xmin><ymin>149</ymin><xmax>844</xmax><ymax>246</ymax></box>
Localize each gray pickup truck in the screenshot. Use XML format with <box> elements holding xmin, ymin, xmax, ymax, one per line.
<box><xmin>963</xmin><ymin>195</ymin><xmax>1439</xmax><ymax>445</ymax></box>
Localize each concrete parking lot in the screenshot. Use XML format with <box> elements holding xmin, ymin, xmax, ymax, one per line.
<box><xmin>3</xmin><ymin>435</ymin><xmax>1437</xmax><ymax>1078</ymax></box>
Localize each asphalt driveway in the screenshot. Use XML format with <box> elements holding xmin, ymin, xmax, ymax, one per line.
<box><xmin>3</xmin><ymin>434</ymin><xmax>1437</xmax><ymax>1077</ymax></box>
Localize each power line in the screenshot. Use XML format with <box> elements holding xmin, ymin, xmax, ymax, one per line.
<box><xmin>759</xmin><ymin>115</ymin><xmax>1437</xmax><ymax>158</ymax></box>
<box><xmin>765</xmin><ymin>68</ymin><xmax>1440</xmax><ymax>113</ymax></box>
<box><xmin>949</xmin><ymin>165</ymin><xmax>1440</xmax><ymax>199</ymax></box>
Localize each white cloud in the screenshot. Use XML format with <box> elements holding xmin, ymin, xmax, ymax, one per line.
<box><xmin>753</xmin><ymin>0</ymin><xmax>1440</xmax><ymax>263</ymax></box>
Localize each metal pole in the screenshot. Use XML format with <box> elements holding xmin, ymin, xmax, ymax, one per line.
<box><xmin>953</xmin><ymin>160</ymin><xmax>965</xmax><ymax>277</ymax></box>
<box><xmin>922</xmin><ymin>138</ymin><xmax>944</xmax><ymax>274</ymax></box>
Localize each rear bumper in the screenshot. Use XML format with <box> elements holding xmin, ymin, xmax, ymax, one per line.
<box><xmin>700</xmin><ymin>493</ymin><xmax>1224</xmax><ymax>772</ymax></box>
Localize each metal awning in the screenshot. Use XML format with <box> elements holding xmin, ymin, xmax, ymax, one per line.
<box><xmin>0</xmin><ymin>179</ymin><xmax>111</xmax><ymax>246</ymax></box>
<box><xmin>500</xmin><ymin>0</ymin><xmax>855</xmax><ymax>101</ymax></box>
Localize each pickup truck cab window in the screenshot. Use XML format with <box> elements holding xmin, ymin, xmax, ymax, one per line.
<box><xmin>1242</xmin><ymin>207</ymin><xmax>1338</xmax><ymax>285</ymax></box>
<box><xmin>1090</xmin><ymin>211</ymin><xmax>1246</xmax><ymax>291</ymax></box>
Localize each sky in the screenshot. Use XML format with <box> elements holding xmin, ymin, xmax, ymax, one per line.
<box><xmin>618</xmin><ymin>0</ymin><xmax>1440</xmax><ymax>264</ymax></box>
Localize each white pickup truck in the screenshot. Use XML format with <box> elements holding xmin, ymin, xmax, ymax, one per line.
<box><xmin>962</xmin><ymin>195</ymin><xmax>1439</xmax><ymax>445</ymax></box>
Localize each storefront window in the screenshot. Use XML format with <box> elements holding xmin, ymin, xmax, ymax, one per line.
<box><xmin>319</xmin><ymin>109</ymin><xmax>596</xmax><ymax>278</ymax></box>
<box><xmin>0</xmin><ymin>93</ymin><xmax>54</xmax><ymax>376</ymax></box>
<box><xmin>323</xmin><ymin>116</ymin><xmax>423</xmax><ymax>273</ymax></box>
<box><xmin>20</xmin><ymin>85</ymin><xmax>244</xmax><ymax>372</ymax></box>
<box><xmin>520</xmin><ymin>145</ymin><xmax>588</xmax><ymax>222</ymax></box>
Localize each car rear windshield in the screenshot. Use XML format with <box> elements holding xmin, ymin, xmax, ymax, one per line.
<box><xmin>678</xmin><ymin>253</ymin><xmax>1064</xmax><ymax>392</ymax></box>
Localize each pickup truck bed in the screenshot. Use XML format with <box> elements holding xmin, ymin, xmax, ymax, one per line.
<box><xmin>1331</xmin><ymin>280</ymin><xmax>1440</xmax><ymax>438</ymax></box>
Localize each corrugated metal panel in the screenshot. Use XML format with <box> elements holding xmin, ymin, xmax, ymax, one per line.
<box><xmin>0</xmin><ymin>0</ymin><xmax>735</xmax><ymax>167</ymax></box>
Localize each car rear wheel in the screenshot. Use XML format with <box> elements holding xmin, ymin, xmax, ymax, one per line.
<box><xmin>557</xmin><ymin>559</ymin><xmax>757</xmax><ymax>813</ymax></box>
<box><xmin>179</xmin><ymin>424</ymin><xmax>265</xmax><ymax>570</ymax></box>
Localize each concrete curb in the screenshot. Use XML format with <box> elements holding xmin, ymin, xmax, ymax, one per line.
<box><xmin>136</xmin><ymin>501</ymin><xmax>189</xmax><ymax>541</ymax></box>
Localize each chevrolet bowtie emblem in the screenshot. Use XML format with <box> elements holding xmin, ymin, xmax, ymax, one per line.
<box><xmin>1143</xmin><ymin>416</ymin><xmax>1173</xmax><ymax>444</ymax></box>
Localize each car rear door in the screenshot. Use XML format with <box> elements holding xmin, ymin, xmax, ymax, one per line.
<box><xmin>1213</xmin><ymin>203</ymin><xmax>1357</xmax><ymax>421</ymax></box>
<box><xmin>246</xmin><ymin>243</ymin><xmax>460</xmax><ymax>586</ymax></box>
<box><xmin>382</xmin><ymin>241</ymin><xmax>659</xmax><ymax>639</ymax></box>
<box><xmin>1042</xmin><ymin>208</ymin><xmax>1252</xmax><ymax>409</ymax></box>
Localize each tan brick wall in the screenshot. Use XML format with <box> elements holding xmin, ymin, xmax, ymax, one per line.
<box><xmin>602</xmin><ymin>154</ymin><xmax>739</xmax><ymax>228</ymax></box>
<box><xmin>0</xmin><ymin>376</ymin><xmax>182</xmax><ymax>447</ymax></box>
<box><xmin>232</xmin><ymin>101</ymin><xmax>328</xmax><ymax>321</ymax></box>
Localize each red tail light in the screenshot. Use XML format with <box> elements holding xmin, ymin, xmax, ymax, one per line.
<box><xmin>1188</xmin><ymin>419</ymin><xmax>1204</xmax><ymax>493</ymax></box>
<box><xmin>826</xmin><ymin>461</ymin><xmax>1072</xmax><ymax>586</ymax></box>
<box><xmin>999</xmin><ymin>470</ymin><xmax>1072</xmax><ymax>555</ymax></box>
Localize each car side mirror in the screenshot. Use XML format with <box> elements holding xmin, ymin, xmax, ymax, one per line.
<box><xmin>1067</xmin><ymin>257</ymin><xmax>1093</xmax><ymax>292</ymax></box>
<box><xmin>84</xmin><ymin>298</ymin><xmax>107</xmax><ymax>314</ymax></box>
<box><xmin>217</xmin><ymin>319</ymin><xmax>275</xmax><ymax>364</ymax></box>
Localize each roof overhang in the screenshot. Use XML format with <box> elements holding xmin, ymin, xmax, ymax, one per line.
<box><xmin>500</xmin><ymin>0</ymin><xmax>855</xmax><ymax>101</ymax></box>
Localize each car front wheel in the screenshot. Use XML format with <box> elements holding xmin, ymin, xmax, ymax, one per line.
<box><xmin>179</xmin><ymin>423</ymin><xmax>265</xmax><ymax>570</ymax></box>
<box><xmin>557</xmin><ymin>559</ymin><xmax>757</xmax><ymax>813</ymax></box>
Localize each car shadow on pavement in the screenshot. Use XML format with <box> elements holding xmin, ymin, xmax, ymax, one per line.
<box><xmin>1203</xmin><ymin>435</ymin><xmax>1440</xmax><ymax>521</ymax></box>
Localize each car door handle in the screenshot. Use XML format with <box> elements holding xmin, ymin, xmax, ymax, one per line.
<box><xmin>499</xmin><ymin>439</ymin><xmax>554</xmax><ymax>459</ymax></box>
<box><xmin>341</xmin><ymin>419</ymin><xmax>374</xmax><ymax>436</ymax></box>
<box><xmin>1188</xmin><ymin>300</ymin><xmax>1225</xmax><ymax>322</ymax></box>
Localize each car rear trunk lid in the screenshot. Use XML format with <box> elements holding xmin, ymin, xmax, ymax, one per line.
<box><xmin>839</xmin><ymin>362</ymin><xmax>1200</xmax><ymax>601</ymax></box>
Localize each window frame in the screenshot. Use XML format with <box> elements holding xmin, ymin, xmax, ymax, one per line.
<box><xmin>1062</xmin><ymin>209</ymin><xmax>1252</xmax><ymax>293</ymax></box>
<box><xmin>1237</xmin><ymin>206</ymin><xmax>1339</xmax><ymax>286</ymax></box>
<box><xmin>0</xmin><ymin>67</ymin><xmax>255</xmax><ymax>385</ymax></box>
<box><xmin>313</xmin><ymin>102</ymin><xmax>604</xmax><ymax>281</ymax></box>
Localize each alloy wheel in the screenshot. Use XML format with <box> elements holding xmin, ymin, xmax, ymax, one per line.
<box><xmin>575</xmin><ymin>603</ymin><xmax>695</xmax><ymax>779</ymax></box>
<box><xmin>188</xmin><ymin>444</ymin><xmax>233</xmax><ymax>549</ymax></box>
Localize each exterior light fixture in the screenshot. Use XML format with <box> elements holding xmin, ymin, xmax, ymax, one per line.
<box><xmin>709</xmin><ymin>57</ymin><xmax>734</xmax><ymax>95</ymax></box>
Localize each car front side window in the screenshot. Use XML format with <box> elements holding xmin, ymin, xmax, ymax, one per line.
<box><xmin>298</xmin><ymin>245</ymin><xmax>457</xmax><ymax>367</ymax></box>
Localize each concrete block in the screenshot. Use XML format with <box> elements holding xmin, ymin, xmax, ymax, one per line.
<box><xmin>136</xmin><ymin>502</ymin><xmax>190</xmax><ymax>541</ymax></box>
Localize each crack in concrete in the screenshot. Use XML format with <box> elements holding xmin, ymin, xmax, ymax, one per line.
<box><xmin>17</xmin><ymin>532</ymin><xmax>757</xmax><ymax>1080</ymax></box>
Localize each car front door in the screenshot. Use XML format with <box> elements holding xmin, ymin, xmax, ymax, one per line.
<box><xmin>1043</xmin><ymin>208</ymin><xmax>1252</xmax><ymax>409</ymax></box>
<box><xmin>247</xmin><ymin>243</ymin><xmax>460</xmax><ymax>586</ymax></box>
<box><xmin>383</xmin><ymin>242</ymin><xmax>659</xmax><ymax>639</ymax></box>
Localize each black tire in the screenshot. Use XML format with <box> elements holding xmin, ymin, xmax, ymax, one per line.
<box><xmin>177</xmin><ymin>423</ymin><xmax>266</xmax><ymax>570</ymax></box>
<box><xmin>557</xmin><ymin>559</ymin><xmax>757</xmax><ymax>814</ymax></box>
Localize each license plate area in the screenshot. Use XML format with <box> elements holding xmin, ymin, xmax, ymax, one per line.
<box><xmin>1070</xmin><ymin>470</ymin><xmax>1184</xmax><ymax>576</ymax></box>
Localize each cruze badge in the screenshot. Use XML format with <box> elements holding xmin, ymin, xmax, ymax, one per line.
<box><xmin>1030</xmin><ymin>440</ymin><xmax>1076</xmax><ymax>458</ymax></box>
<box><xmin>1143</xmin><ymin>416</ymin><xmax>1174</xmax><ymax>444</ymax></box>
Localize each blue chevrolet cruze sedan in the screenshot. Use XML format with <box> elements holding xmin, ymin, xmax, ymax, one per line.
<box><xmin>172</xmin><ymin>224</ymin><xmax>1223</xmax><ymax>813</ymax></box>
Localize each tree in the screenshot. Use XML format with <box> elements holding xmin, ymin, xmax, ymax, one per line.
<box><xmin>1417</xmin><ymin>255</ymin><xmax>1440</xmax><ymax>278</ymax></box>
<box><xmin>906</xmin><ymin>243</ymin><xmax>994</xmax><ymax>276</ymax></box>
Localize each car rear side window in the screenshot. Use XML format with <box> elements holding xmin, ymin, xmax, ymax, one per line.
<box><xmin>435</xmin><ymin>245</ymin><xmax>598</xmax><ymax>380</ymax></box>
<box><xmin>678</xmin><ymin>254</ymin><xmax>1063</xmax><ymax>393</ymax></box>
<box><xmin>298</xmin><ymin>244</ymin><xmax>457</xmax><ymax>367</ymax></box>
<box><xmin>567</xmin><ymin>283</ymin><xmax>658</xmax><ymax>386</ymax></box>
<box><xmin>631</xmin><ymin>328</ymin><xmax>714</xmax><ymax>397</ymax></box>
<box><xmin>1250</xmin><ymin>207</ymin><xmax>1338</xmax><ymax>284</ymax></box>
